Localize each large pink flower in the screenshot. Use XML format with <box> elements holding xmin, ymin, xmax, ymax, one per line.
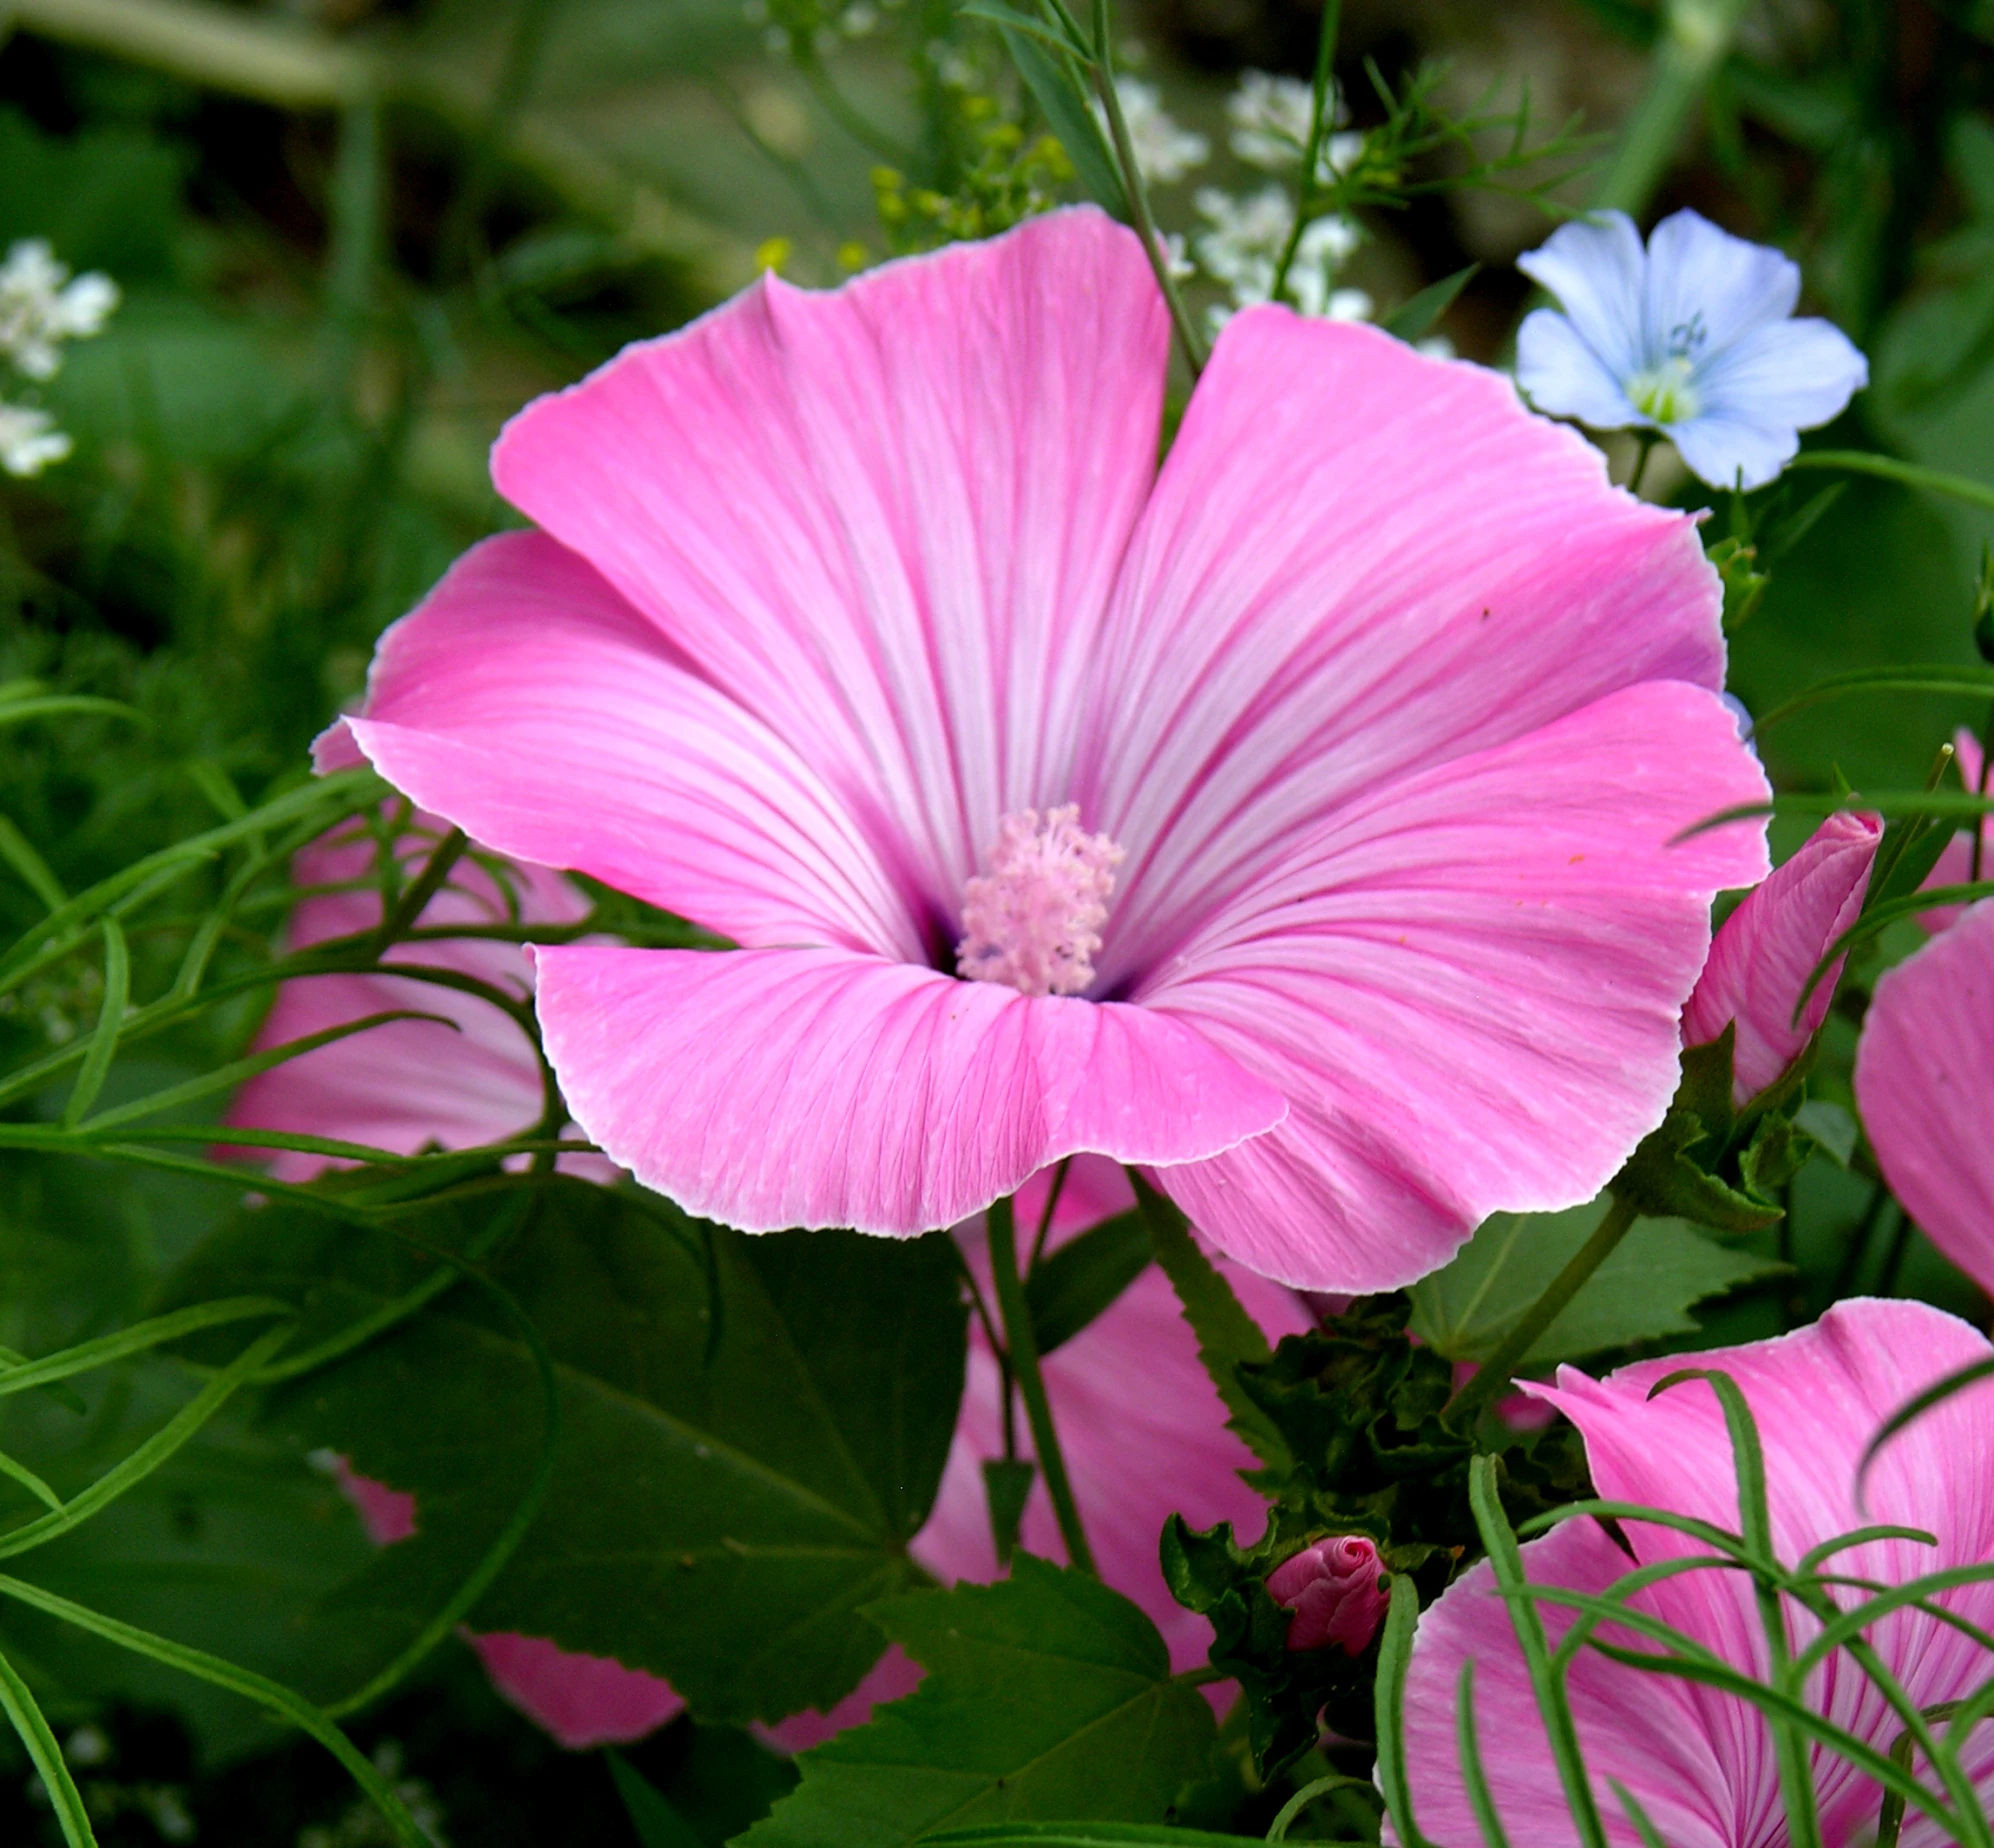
<box><xmin>330</xmin><ymin>206</ymin><xmax>1767</xmax><ymax>1290</ymax></box>
<box><xmin>236</xmin><ymin>875</ymin><xmax>1306</xmax><ymax>1748</ymax></box>
<box><xmin>1854</xmin><ymin>898</ymin><xmax>1994</xmax><ymax>1295</ymax></box>
<box><xmin>1401</xmin><ymin>1299</ymin><xmax>1994</xmax><ymax>1848</ymax></box>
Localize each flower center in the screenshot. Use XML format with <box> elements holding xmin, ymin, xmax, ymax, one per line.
<box><xmin>1626</xmin><ymin>354</ymin><xmax>1700</xmax><ymax>426</ymax></box>
<box><xmin>956</xmin><ymin>805</ymin><xmax>1124</xmax><ymax>999</ymax></box>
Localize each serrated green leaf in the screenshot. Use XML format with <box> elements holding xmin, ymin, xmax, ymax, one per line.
<box><xmin>740</xmin><ymin>1557</ymin><xmax>1219</xmax><ymax>1848</ymax></box>
<box><xmin>1024</xmin><ymin>1210</ymin><xmax>1148</xmax><ymax>1354</ymax></box>
<box><xmin>153</xmin><ymin>1178</ymin><xmax>967</xmax><ymax>1726</ymax></box>
<box><xmin>1408</xmin><ymin>1198</ymin><xmax>1784</xmax><ymax>1368</ymax></box>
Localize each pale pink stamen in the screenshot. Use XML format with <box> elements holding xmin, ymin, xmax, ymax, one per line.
<box><xmin>957</xmin><ymin>805</ymin><xmax>1125</xmax><ymax>999</ymax></box>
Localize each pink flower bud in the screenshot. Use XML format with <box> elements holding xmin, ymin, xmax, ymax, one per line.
<box><xmin>1264</xmin><ymin>1535</ymin><xmax>1388</xmax><ymax>1655</ymax></box>
<box><xmin>1681</xmin><ymin>810</ymin><xmax>1882</xmax><ymax>1105</ymax></box>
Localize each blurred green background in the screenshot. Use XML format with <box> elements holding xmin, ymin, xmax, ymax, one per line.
<box><xmin>0</xmin><ymin>0</ymin><xmax>1990</xmax><ymax>1838</ymax></box>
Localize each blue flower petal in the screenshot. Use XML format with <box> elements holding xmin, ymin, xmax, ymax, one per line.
<box><xmin>1516</xmin><ymin>212</ymin><xmax>1648</xmax><ymax>379</ymax></box>
<box><xmin>1643</xmin><ymin>210</ymin><xmax>1800</xmax><ymax>364</ymax></box>
<box><xmin>1669</xmin><ymin>412</ymin><xmax>1800</xmax><ymax>492</ymax></box>
<box><xmin>1693</xmin><ymin>315</ymin><xmax>1869</xmax><ymax>435</ymax></box>
<box><xmin>1516</xmin><ymin>307</ymin><xmax>1647</xmax><ymax>429</ymax></box>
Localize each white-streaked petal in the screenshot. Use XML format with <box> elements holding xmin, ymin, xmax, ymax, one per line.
<box><xmin>1515</xmin><ymin>307</ymin><xmax>1648</xmax><ymax>429</ymax></box>
<box><xmin>1515</xmin><ymin>211</ymin><xmax>1649</xmax><ymax>378</ymax></box>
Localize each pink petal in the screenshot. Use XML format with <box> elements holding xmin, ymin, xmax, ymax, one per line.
<box><xmin>1074</xmin><ymin>309</ymin><xmax>1728</xmax><ymax>987</ymax></box>
<box><xmin>917</xmin><ymin>1230</ymin><xmax>1311</xmax><ymax>1676</ymax></box>
<box><xmin>344</xmin><ymin>530</ymin><xmax>923</xmax><ymax>959</ymax></box>
<box><xmin>1856</xmin><ymin>900</ymin><xmax>1994</xmax><ymax>1294</ymax></box>
<box><xmin>530</xmin><ymin>943</ymin><xmax>1286</xmax><ymax>1235</ymax></box>
<box><xmin>1919</xmin><ymin>728</ymin><xmax>1991</xmax><ymax>933</ymax></box>
<box><xmin>490</xmin><ymin>207</ymin><xmax>1169</xmax><ymax>915</ymax></box>
<box><xmin>469</xmin><ymin>1633</ymin><xmax>686</xmax><ymax>1750</ymax></box>
<box><xmin>1682</xmin><ymin>810</ymin><xmax>1881</xmax><ymax>1103</ymax></box>
<box><xmin>1145</xmin><ymin>682</ymin><xmax>1770</xmax><ymax>1289</ymax></box>
<box><xmin>224</xmin><ymin>809</ymin><xmax>598</xmax><ymax>1182</ymax></box>
<box><xmin>1408</xmin><ymin>1301</ymin><xmax>1994</xmax><ymax>1846</ymax></box>
<box><xmin>1522</xmin><ymin>1300</ymin><xmax>1994</xmax><ymax>1843</ymax></box>
<box><xmin>1402</xmin><ymin>1519</ymin><xmax>1740</xmax><ymax>1848</ymax></box>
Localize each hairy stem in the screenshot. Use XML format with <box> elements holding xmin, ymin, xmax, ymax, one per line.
<box><xmin>986</xmin><ymin>1195</ymin><xmax>1096</xmax><ymax>1574</ymax></box>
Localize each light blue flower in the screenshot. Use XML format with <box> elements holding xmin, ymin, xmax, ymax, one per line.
<box><xmin>1515</xmin><ymin>208</ymin><xmax>1869</xmax><ymax>491</ymax></box>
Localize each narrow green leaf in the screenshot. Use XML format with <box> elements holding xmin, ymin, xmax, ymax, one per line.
<box><xmin>999</xmin><ymin>23</ymin><xmax>1126</xmax><ymax>218</ymax></box>
<box><xmin>740</xmin><ymin>1557</ymin><xmax>1220</xmax><ymax>1848</ymax></box>
<box><xmin>0</xmin><ymin>816</ymin><xmax>65</xmax><ymax>911</ymax></box>
<box><xmin>60</xmin><ymin>917</ymin><xmax>129</xmax><ymax>1130</ymax></box>
<box><xmin>0</xmin><ymin>1297</ymin><xmax>297</xmax><ymax>1401</ymax></box>
<box><xmin>1371</xmin><ymin>1574</ymin><xmax>1428</xmax><ymax>1848</ymax></box>
<box><xmin>1129</xmin><ymin>1174</ymin><xmax>1287</xmax><ymax>1469</ymax></box>
<box><xmin>1382</xmin><ymin>263</ymin><xmax>1479</xmax><ymax>342</ymax></box>
<box><xmin>1607</xmin><ymin>1780</ymin><xmax>1669</xmax><ymax>1848</ymax></box>
<box><xmin>1454</xmin><ymin>1660</ymin><xmax>1511</xmax><ymax>1848</ymax></box>
<box><xmin>610</xmin><ymin>1751</ymin><xmax>709</xmax><ymax>1848</ymax></box>
<box><xmin>1025</xmin><ymin>1209</ymin><xmax>1150</xmax><ymax>1354</ymax></box>
<box><xmin>1751</xmin><ymin>662</ymin><xmax>1994</xmax><ymax>733</ymax></box>
<box><xmin>0</xmin><ymin>1640</ymin><xmax>98</xmax><ymax>1846</ymax></box>
<box><xmin>1788</xmin><ymin>449</ymin><xmax>1994</xmax><ymax>514</ymax></box>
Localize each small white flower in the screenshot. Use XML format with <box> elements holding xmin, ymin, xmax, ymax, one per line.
<box><xmin>1193</xmin><ymin>187</ymin><xmax>1364</xmax><ymax>320</ymax></box>
<box><xmin>0</xmin><ymin>402</ymin><xmax>72</xmax><ymax>477</ymax></box>
<box><xmin>1516</xmin><ymin>208</ymin><xmax>1869</xmax><ymax>491</ymax></box>
<box><xmin>1227</xmin><ymin>71</ymin><xmax>1353</xmax><ymax>179</ymax></box>
<box><xmin>0</xmin><ymin>239</ymin><xmax>118</xmax><ymax>382</ymax></box>
<box><xmin>1155</xmin><ymin>230</ymin><xmax>1195</xmax><ymax>283</ymax></box>
<box><xmin>839</xmin><ymin>2</ymin><xmax>876</xmax><ymax>33</ymax></box>
<box><xmin>1098</xmin><ymin>77</ymin><xmax>1208</xmax><ymax>186</ymax></box>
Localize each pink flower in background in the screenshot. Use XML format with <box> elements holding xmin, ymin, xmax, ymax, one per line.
<box><xmin>224</xmin><ymin>776</ymin><xmax>605</xmax><ymax>1181</ymax></box>
<box><xmin>331</xmin><ymin>204</ymin><xmax>1767</xmax><ymax>1292</ymax></box>
<box><xmin>1854</xmin><ymin>898</ymin><xmax>1994</xmax><ymax>1296</ymax></box>
<box><xmin>1921</xmin><ymin>729</ymin><xmax>1993</xmax><ymax>932</ymax></box>
<box><xmin>1400</xmin><ymin>1299</ymin><xmax>1994</xmax><ymax>1848</ymax></box>
<box><xmin>1681</xmin><ymin>810</ymin><xmax>1881</xmax><ymax>1103</ymax></box>
<box><xmin>1264</xmin><ymin>1534</ymin><xmax>1388</xmax><ymax>1654</ymax></box>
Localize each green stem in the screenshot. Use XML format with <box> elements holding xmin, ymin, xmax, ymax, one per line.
<box><xmin>1267</xmin><ymin>0</ymin><xmax>1343</xmax><ymax>306</ymax></box>
<box><xmin>1592</xmin><ymin>0</ymin><xmax>1748</xmax><ymax>215</ymax></box>
<box><xmin>0</xmin><ymin>1643</ymin><xmax>97</xmax><ymax>1846</ymax></box>
<box><xmin>1085</xmin><ymin>5</ymin><xmax>1206</xmax><ymax>377</ymax></box>
<box><xmin>1446</xmin><ymin>1194</ymin><xmax>1641</xmax><ymax>1425</ymax></box>
<box><xmin>1788</xmin><ymin>450</ymin><xmax>1994</xmax><ymax>514</ymax></box>
<box><xmin>1625</xmin><ymin>430</ymin><xmax>1660</xmax><ymax>499</ymax></box>
<box><xmin>986</xmin><ymin>1195</ymin><xmax>1096</xmax><ymax>1574</ymax></box>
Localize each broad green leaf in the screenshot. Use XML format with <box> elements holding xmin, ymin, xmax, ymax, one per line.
<box><xmin>1024</xmin><ymin>1210</ymin><xmax>1148</xmax><ymax>1354</ymax></box>
<box><xmin>740</xmin><ymin>1556</ymin><xmax>1219</xmax><ymax>1848</ymax></box>
<box><xmin>1408</xmin><ymin>1197</ymin><xmax>1783</xmax><ymax>1368</ymax></box>
<box><xmin>1131</xmin><ymin>1177</ymin><xmax>1287</xmax><ymax>1471</ymax></box>
<box><xmin>154</xmin><ymin>1177</ymin><xmax>967</xmax><ymax>1726</ymax></box>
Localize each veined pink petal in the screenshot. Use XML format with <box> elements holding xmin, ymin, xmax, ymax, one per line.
<box><xmin>1855</xmin><ymin>900</ymin><xmax>1994</xmax><ymax>1295</ymax></box>
<box><xmin>531</xmin><ymin>943</ymin><xmax>1286</xmax><ymax>1235</ymax></box>
<box><xmin>223</xmin><ymin>809</ymin><xmax>600</xmax><ymax>1181</ymax></box>
<box><xmin>1077</xmin><ymin>308</ymin><xmax>1728</xmax><ymax>984</ymax></box>
<box><xmin>1682</xmin><ymin>810</ymin><xmax>1881</xmax><ymax>1104</ymax></box>
<box><xmin>343</xmin><ymin>531</ymin><xmax>921</xmax><ymax>960</ymax></box>
<box><xmin>1405</xmin><ymin>1300</ymin><xmax>1994</xmax><ymax>1847</ymax></box>
<box><xmin>1146</xmin><ymin>682</ymin><xmax>1770</xmax><ymax>1289</ymax></box>
<box><xmin>490</xmin><ymin>208</ymin><xmax>1169</xmax><ymax>914</ymax></box>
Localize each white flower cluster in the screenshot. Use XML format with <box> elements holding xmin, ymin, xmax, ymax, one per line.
<box><xmin>1192</xmin><ymin>185</ymin><xmax>1368</xmax><ymax>331</ymax></box>
<box><xmin>1225</xmin><ymin>69</ymin><xmax>1365</xmax><ymax>181</ymax></box>
<box><xmin>1097</xmin><ymin>76</ymin><xmax>1209</xmax><ymax>186</ymax></box>
<box><xmin>0</xmin><ymin>239</ymin><xmax>117</xmax><ymax>480</ymax></box>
